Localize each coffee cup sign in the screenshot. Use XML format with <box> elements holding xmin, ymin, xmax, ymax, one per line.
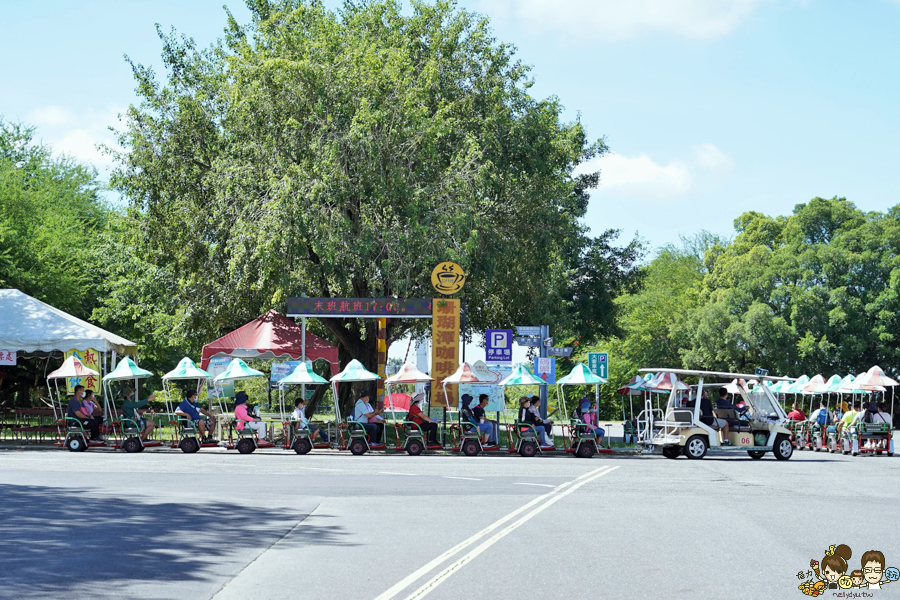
<box><xmin>431</xmin><ymin>262</ymin><xmax>466</xmax><ymax>295</ymax></box>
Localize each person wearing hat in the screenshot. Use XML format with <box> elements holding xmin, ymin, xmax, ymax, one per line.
<box><xmin>234</xmin><ymin>391</ymin><xmax>267</xmax><ymax>440</ymax></box>
<box><xmin>353</xmin><ymin>390</ymin><xmax>384</xmax><ymax>443</ymax></box>
<box><xmin>577</xmin><ymin>397</ymin><xmax>604</xmax><ymax>444</ymax></box>
<box><xmin>121</xmin><ymin>387</ymin><xmax>157</xmax><ymax>441</ymax></box>
<box><xmin>407</xmin><ymin>392</ymin><xmax>440</xmax><ymax>446</ymax></box>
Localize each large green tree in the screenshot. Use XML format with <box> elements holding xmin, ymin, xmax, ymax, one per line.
<box><xmin>102</xmin><ymin>0</ymin><xmax>638</xmax><ymax>408</ymax></box>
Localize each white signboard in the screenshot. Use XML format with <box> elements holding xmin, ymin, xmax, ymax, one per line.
<box><xmin>0</xmin><ymin>350</ymin><xmax>16</xmax><ymax>365</ymax></box>
<box><xmin>459</xmin><ymin>360</ymin><xmax>511</xmax><ymax>412</ymax></box>
<box><xmin>271</xmin><ymin>360</ymin><xmax>303</xmax><ymax>383</ymax></box>
<box><xmin>207</xmin><ymin>356</ymin><xmax>235</xmax><ymax>397</ymax></box>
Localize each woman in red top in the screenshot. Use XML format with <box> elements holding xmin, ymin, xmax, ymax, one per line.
<box><xmin>407</xmin><ymin>393</ymin><xmax>440</xmax><ymax>446</ymax></box>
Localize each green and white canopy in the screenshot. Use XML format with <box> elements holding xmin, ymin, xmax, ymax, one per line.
<box><xmin>330</xmin><ymin>359</ymin><xmax>380</xmax><ymax>382</ymax></box>
<box><xmin>784</xmin><ymin>374</ymin><xmax>810</xmax><ymax>394</ymax></box>
<box><xmin>162</xmin><ymin>357</ymin><xmax>211</xmax><ymax>381</ymax></box>
<box><xmin>499</xmin><ymin>364</ymin><xmax>545</xmax><ymax>387</ymax></box>
<box><xmin>823</xmin><ymin>374</ymin><xmax>844</xmax><ymax>393</ymax></box>
<box><xmin>213</xmin><ymin>358</ymin><xmax>265</xmax><ymax>382</ymax></box>
<box><xmin>556</xmin><ymin>363</ymin><xmax>606</xmax><ymax>386</ymax></box>
<box><xmin>278</xmin><ymin>362</ymin><xmax>328</xmax><ymax>386</ymax></box>
<box><xmin>102</xmin><ymin>357</ymin><xmax>153</xmax><ymax>382</ymax></box>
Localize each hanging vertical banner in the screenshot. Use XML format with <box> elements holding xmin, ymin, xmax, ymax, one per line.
<box><xmin>65</xmin><ymin>348</ymin><xmax>100</xmax><ymax>393</ymax></box>
<box><xmin>431</xmin><ymin>298</ymin><xmax>460</xmax><ymax>407</ymax></box>
<box><xmin>376</xmin><ymin>318</ymin><xmax>387</xmax><ymax>403</ymax></box>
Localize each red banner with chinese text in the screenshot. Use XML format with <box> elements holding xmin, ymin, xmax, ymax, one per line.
<box><xmin>431</xmin><ymin>298</ymin><xmax>460</xmax><ymax>407</ymax></box>
<box><xmin>65</xmin><ymin>348</ymin><xmax>101</xmax><ymax>394</ymax></box>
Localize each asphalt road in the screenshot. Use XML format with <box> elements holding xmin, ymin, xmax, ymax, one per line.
<box><xmin>0</xmin><ymin>447</ymin><xmax>898</xmax><ymax>600</ymax></box>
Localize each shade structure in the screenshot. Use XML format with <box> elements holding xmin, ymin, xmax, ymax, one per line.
<box><xmin>723</xmin><ymin>378</ymin><xmax>749</xmax><ymax>395</ymax></box>
<box><xmin>200</xmin><ymin>309</ymin><xmax>338</xmax><ymax>374</ymax></box>
<box><xmin>646</xmin><ymin>372</ymin><xmax>689</xmax><ymax>392</ymax></box>
<box><xmin>785</xmin><ymin>374</ymin><xmax>810</xmax><ymax>394</ymax></box>
<box><xmin>1</xmin><ymin>288</ymin><xmax>136</xmax><ymax>354</ymax></box>
<box><xmin>441</xmin><ymin>362</ymin><xmax>486</xmax><ymax>384</ymax></box>
<box><xmin>278</xmin><ymin>362</ymin><xmax>328</xmax><ymax>386</ymax></box>
<box><xmin>384</xmin><ymin>362</ymin><xmax>433</xmax><ymax>384</ymax></box>
<box><xmin>213</xmin><ymin>358</ymin><xmax>265</xmax><ymax>382</ymax></box>
<box><xmin>163</xmin><ymin>357</ymin><xmax>211</xmax><ymax>381</ymax></box>
<box><xmin>859</xmin><ymin>365</ymin><xmax>899</xmax><ymax>389</ymax></box>
<box><xmin>822</xmin><ymin>374</ymin><xmax>844</xmax><ymax>393</ymax></box>
<box><xmin>499</xmin><ymin>364</ymin><xmax>545</xmax><ymax>387</ymax></box>
<box><xmin>46</xmin><ymin>355</ymin><xmax>100</xmax><ymax>380</ymax></box>
<box><xmin>617</xmin><ymin>375</ymin><xmax>645</xmax><ymax>395</ymax></box>
<box><xmin>801</xmin><ymin>374</ymin><xmax>828</xmax><ymax>394</ymax></box>
<box><xmin>557</xmin><ymin>363</ymin><xmax>606</xmax><ymax>386</ymax></box>
<box><xmin>384</xmin><ymin>392</ymin><xmax>412</xmax><ymax>411</ymax></box>
<box><xmin>102</xmin><ymin>357</ymin><xmax>152</xmax><ymax>382</ymax></box>
<box><xmin>330</xmin><ymin>359</ymin><xmax>380</xmax><ymax>382</ymax></box>
<box><xmin>837</xmin><ymin>373</ymin><xmax>873</xmax><ymax>394</ymax></box>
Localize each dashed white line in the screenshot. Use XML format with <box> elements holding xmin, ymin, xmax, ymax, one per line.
<box><xmin>442</xmin><ymin>476</ymin><xmax>484</xmax><ymax>481</ymax></box>
<box><xmin>513</xmin><ymin>482</ymin><xmax>556</xmax><ymax>488</ymax></box>
<box><xmin>379</xmin><ymin>471</ymin><xmax>418</xmax><ymax>476</ymax></box>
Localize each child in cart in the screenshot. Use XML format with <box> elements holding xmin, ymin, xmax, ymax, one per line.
<box><xmin>291</xmin><ymin>398</ymin><xmax>328</xmax><ymax>443</ymax></box>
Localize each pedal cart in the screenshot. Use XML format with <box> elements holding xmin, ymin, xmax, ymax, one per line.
<box><xmin>276</xmin><ymin>362</ymin><xmax>331</xmax><ymax>454</ymax></box>
<box><xmin>330</xmin><ymin>359</ymin><xmax>383</xmax><ymax>455</ymax></box>
<box><xmin>443</xmin><ymin>362</ymin><xmax>495</xmax><ymax>456</ymax></box>
<box><xmin>213</xmin><ymin>358</ymin><xmax>275</xmax><ymax>454</ymax></box>
<box><xmin>555</xmin><ymin>363</ymin><xmax>612</xmax><ymax>458</ymax></box>
<box><xmin>47</xmin><ymin>356</ymin><xmax>106</xmax><ymax>452</ymax></box>
<box><xmin>101</xmin><ymin>357</ymin><xmax>164</xmax><ymax>453</ymax></box>
<box><xmin>500</xmin><ymin>364</ymin><xmax>553</xmax><ymax>457</ymax></box>
<box><xmin>839</xmin><ymin>366</ymin><xmax>896</xmax><ymax>456</ymax></box>
<box><xmin>385</xmin><ymin>362</ymin><xmax>438</xmax><ymax>456</ymax></box>
<box><xmin>636</xmin><ymin>368</ymin><xmax>796</xmax><ymax>460</ymax></box>
<box><xmin>162</xmin><ymin>357</ymin><xmax>219</xmax><ymax>453</ymax></box>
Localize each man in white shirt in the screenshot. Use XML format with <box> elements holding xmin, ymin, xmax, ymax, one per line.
<box><xmin>353</xmin><ymin>390</ymin><xmax>384</xmax><ymax>443</ymax></box>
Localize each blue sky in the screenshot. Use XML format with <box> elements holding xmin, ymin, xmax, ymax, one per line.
<box><xmin>2</xmin><ymin>0</ymin><xmax>899</xmax><ymax>252</ymax></box>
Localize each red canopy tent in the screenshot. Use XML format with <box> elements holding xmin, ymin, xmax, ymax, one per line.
<box><xmin>200</xmin><ymin>310</ymin><xmax>339</xmax><ymax>375</ymax></box>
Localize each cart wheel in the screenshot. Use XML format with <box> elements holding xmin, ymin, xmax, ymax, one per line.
<box><xmin>747</xmin><ymin>451</ymin><xmax>765</xmax><ymax>460</ymax></box>
<box><xmin>349</xmin><ymin>439</ymin><xmax>367</xmax><ymax>455</ymax></box>
<box><xmin>519</xmin><ymin>440</ymin><xmax>538</xmax><ymax>457</ymax></box>
<box><xmin>576</xmin><ymin>441</ymin><xmax>596</xmax><ymax>458</ymax></box>
<box><xmin>773</xmin><ymin>435</ymin><xmax>793</xmax><ymax>460</ymax></box>
<box><xmin>123</xmin><ymin>436</ymin><xmax>143</xmax><ymax>453</ymax></box>
<box><xmin>237</xmin><ymin>438</ymin><xmax>255</xmax><ymax>454</ymax></box>
<box><xmin>683</xmin><ymin>435</ymin><xmax>707</xmax><ymax>459</ymax></box>
<box><xmin>407</xmin><ymin>439</ymin><xmax>425</xmax><ymax>456</ymax></box>
<box><xmin>179</xmin><ymin>437</ymin><xmax>200</xmax><ymax>453</ymax></box>
<box><xmin>292</xmin><ymin>438</ymin><xmax>312</xmax><ymax>455</ymax></box>
<box><xmin>889</xmin><ymin>452</ymin><xmax>894</xmax><ymax>457</ymax></box>
<box><xmin>461</xmin><ymin>439</ymin><xmax>480</xmax><ymax>457</ymax></box>
<box><xmin>662</xmin><ymin>446</ymin><xmax>681</xmax><ymax>459</ymax></box>
<box><xmin>66</xmin><ymin>436</ymin><xmax>85</xmax><ymax>452</ymax></box>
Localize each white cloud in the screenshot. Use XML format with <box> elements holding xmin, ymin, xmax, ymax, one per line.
<box><xmin>26</xmin><ymin>105</ymin><xmax>125</xmax><ymax>174</ymax></box>
<box><xmin>578</xmin><ymin>142</ymin><xmax>732</xmax><ymax>200</ymax></box>
<box><xmin>478</xmin><ymin>0</ymin><xmax>768</xmax><ymax>41</ymax></box>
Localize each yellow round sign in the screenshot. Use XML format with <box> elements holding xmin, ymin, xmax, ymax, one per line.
<box><xmin>431</xmin><ymin>262</ymin><xmax>466</xmax><ymax>295</ymax></box>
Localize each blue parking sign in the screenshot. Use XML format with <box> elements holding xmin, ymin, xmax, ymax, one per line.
<box><xmin>485</xmin><ymin>329</ymin><xmax>513</xmax><ymax>363</ymax></box>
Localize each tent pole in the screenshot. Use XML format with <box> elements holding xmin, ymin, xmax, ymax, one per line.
<box><xmin>301</xmin><ymin>316</ymin><xmax>306</xmax><ymax>407</ymax></box>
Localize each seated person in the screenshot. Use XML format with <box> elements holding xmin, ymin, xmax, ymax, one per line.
<box><xmin>520</xmin><ymin>396</ymin><xmax>552</xmax><ymax>447</ymax></box>
<box><xmin>121</xmin><ymin>388</ymin><xmax>156</xmax><ymax>440</ymax></box>
<box><xmin>700</xmin><ymin>390</ymin><xmax>730</xmax><ymax>445</ymax></box>
<box><xmin>82</xmin><ymin>389</ymin><xmax>105</xmax><ymax>425</ymax></box>
<box><xmin>353</xmin><ymin>390</ymin><xmax>383</xmax><ymax>443</ymax></box>
<box><xmin>576</xmin><ymin>397</ymin><xmax>605</xmax><ymax>443</ymax></box>
<box><xmin>176</xmin><ymin>390</ymin><xmax>216</xmax><ymax>442</ymax></box>
<box><xmin>786</xmin><ymin>403</ymin><xmax>807</xmax><ymax>421</ymax></box>
<box><xmin>460</xmin><ymin>394</ymin><xmax>481</xmax><ymax>437</ymax></box>
<box><xmin>472</xmin><ymin>394</ymin><xmax>498</xmax><ymax>445</ymax></box>
<box><xmin>407</xmin><ymin>392</ymin><xmax>440</xmax><ymax>446</ymax></box>
<box><xmin>66</xmin><ymin>385</ymin><xmax>102</xmax><ymax>441</ymax></box>
<box><xmin>234</xmin><ymin>391</ymin><xmax>267</xmax><ymax>440</ymax></box>
<box><xmin>808</xmin><ymin>400</ymin><xmax>832</xmax><ymax>429</ymax></box>
<box><xmin>291</xmin><ymin>397</ymin><xmax>328</xmax><ymax>443</ymax></box>
<box><xmin>836</xmin><ymin>401</ymin><xmax>860</xmax><ymax>437</ymax></box>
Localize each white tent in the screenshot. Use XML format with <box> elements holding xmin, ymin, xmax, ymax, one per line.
<box><xmin>0</xmin><ymin>289</ymin><xmax>136</xmax><ymax>355</ymax></box>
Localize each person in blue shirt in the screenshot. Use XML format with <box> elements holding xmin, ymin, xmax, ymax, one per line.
<box><xmin>175</xmin><ymin>390</ymin><xmax>216</xmax><ymax>442</ymax></box>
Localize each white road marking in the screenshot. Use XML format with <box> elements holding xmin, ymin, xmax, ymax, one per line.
<box><xmin>401</xmin><ymin>466</ymin><xmax>619</xmax><ymax>600</ymax></box>
<box><xmin>379</xmin><ymin>471</ymin><xmax>418</xmax><ymax>476</ymax></box>
<box><xmin>373</xmin><ymin>466</ymin><xmax>616</xmax><ymax>600</ymax></box>
<box><xmin>512</xmin><ymin>482</ymin><xmax>556</xmax><ymax>488</ymax></box>
<box><xmin>442</xmin><ymin>476</ymin><xmax>483</xmax><ymax>481</ymax></box>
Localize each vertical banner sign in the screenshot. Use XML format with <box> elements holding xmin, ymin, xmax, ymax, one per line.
<box><xmin>431</xmin><ymin>298</ymin><xmax>460</xmax><ymax>407</ymax></box>
<box><xmin>588</xmin><ymin>352</ymin><xmax>609</xmax><ymax>381</ymax></box>
<box><xmin>65</xmin><ymin>349</ymin><xmax>100</xmax><ymax>393</ymax></box>
<box><xmin>377</xmin><ymin>318</ymin><xmax>387</xmax><ymax>404</ymax></box>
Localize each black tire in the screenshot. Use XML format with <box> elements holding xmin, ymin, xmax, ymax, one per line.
<box><xmin>461</xmin><ymin>439</ymin><xmax>480</xmax><ymax>457</ymax></box>
<box><xmin>407</xmin><ymin>439</ymin><xmax>425</xmax><ymax>456</ymax></box>
<box><xmin>519</xmin><ymin>440</ymin><xmax>538</xmax><ymax>457</ymax></box>
<box><xmin>179</xmin><ymin>437</ymin><xmax>200</xmax><ymax>453</ymax></box>
<box><xmin>683</xmin><ymin>435</ymin><xmax>708</xmax><ymax>459</ymax></box>
<box><xmin>292</xmin><ymin>438</ymin><xmax>312</xmax><ymax>455</ymax></box>
<box><xmin>576</xmin><ymin>441</ymin><xmax>596</xmax><ymax>458</ymax></box>
<box><xmin>349</xmin><ymin>439</ymin><xmax>367</xmax><ymax>455</ymax></box>
<box><xmin>747</xmin><ymin>451</ymin><xmax>765</xmax><ymax>460</ymax></box>
<box><xmin>123</xmin><ymin>437</ymin><xmax>143</xmax><ymax>453</ymax></box>
<box><xmin>66</xmin><ymin>436</ymin><xmax>85</xmax><ymax>452</ymax></box>
<box><xmin>237</xmin><ymin>438</ymin><xmax>255</xmax><ymax>454</ymax></box>
<box><xmin>773</xmin><ymin>434</ymin><xmax>793</xmax><ymax>460</ymax></box>
<box><xmin>662</xmin><ymin>446</ymin><xmax>681</xmax><ymax>459</ymax></box>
